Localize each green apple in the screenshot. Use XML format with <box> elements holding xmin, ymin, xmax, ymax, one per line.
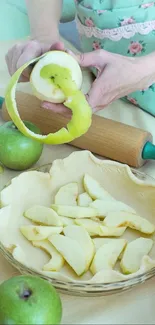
<box><xmin>0</xmin><ymin>275</ymin><xmax>62</xmax><ymax>324</ymax></box>
<box><xmin>0</xmin><ymin>121</ymin><xmax>43</xmax><ymax>170</ymax></box>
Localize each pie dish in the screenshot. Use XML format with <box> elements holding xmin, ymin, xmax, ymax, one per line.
<box><xmin>0</xmin><ymin>150</ymin><xmax>155</xmax><ymax>297</ymax></box>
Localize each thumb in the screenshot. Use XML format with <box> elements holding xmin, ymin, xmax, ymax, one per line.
<box><xmin>76</xmin><ymin>50</ymin><xmax>107</xmax><ymax>69</ymax></box>
<box><xmin>86</xmin><ymin>74</ymin><xmax>104</xmax><ymax>110</ymax></box>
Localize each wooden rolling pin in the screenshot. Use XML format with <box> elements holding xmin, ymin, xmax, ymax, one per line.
<box><xmin>1</xmin><ymin>91</ymin><xmax>154</xmax><ymax>168</ymax></box>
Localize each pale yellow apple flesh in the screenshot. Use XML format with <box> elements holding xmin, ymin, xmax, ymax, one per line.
<box><xmin>120</xmin><ymin>237</ymin><xmax>153</xmax><ymax>274</ymax></box>
<box><xmin>60</xmin><ymin>216</ymin><xmax>75</xmax><ymax>226</ymax></box>
<box><xmin>32</xmin><ymin>240</ymin><xmax>65</xmax><ymax>272</ymax></box>
<box><xmin>63</xmin><ymin>225</ymin><xmax>95</xmax><ymax>270</ymax></box>
<box><xmin>51</xmin><ymin>205</ymin><xmax>98</xmax><ymax>219</ymax></box>
<box><xmin>20</xmin><ymin>225</ymin><xmax>63</xmax><ymax>241</ymax></box>
<box><xmin>83</xmin><ymin>174</ymin><xmax>115</xmax><ymax>200</ymax></box>
<box><xmin>90</xmin><ymin>239</ymin><xmax>127</xmax><ymax>275</ymax></box>
<box><xmin>49</xmin><ymin>234</ymin><xmax>86</xmax><ymax>276</ymax></box>
<box><xmin>90</xmin><ymin>256</ymin><xmax>155</xmax><ymax>283</ymax></box>
<box><xmin>24</xmin><ymin>205</ymin><xmax>62</xmax><ymax>226</ymax></box>
<box><xmin>75</xmin><ymin>219</ymin><xmax>126</xmax><ymax>237</ymax></box>
<box><xmin>54</xmin><ymin>182</ymin><xmax>78</xmax><ymax>206</ymax></box>
<box><xmin>90</xmin><ymin>199</ymin><xmax>136</xmax><ymax>218</ymax></box>
<box><xmin>77</xmin><ymin>192</ymin><xmax>93</xmax><ymax>207</ymax></box>
<box><xmin>104</xmin><ymin>211</ymin><xmax>155</xmax><ymax>235</ymax></box>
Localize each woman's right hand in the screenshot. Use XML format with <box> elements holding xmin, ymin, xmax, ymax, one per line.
<box><xmin>5</xmin><ymin>40</ymin><xmax>65</xmax><ymax>82</ymax></box>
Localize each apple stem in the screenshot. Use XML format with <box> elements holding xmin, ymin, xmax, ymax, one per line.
<box><xmin>20</xmin><ymin>289</ymin><xmax>32</xmax><ymax>300</ymax></box>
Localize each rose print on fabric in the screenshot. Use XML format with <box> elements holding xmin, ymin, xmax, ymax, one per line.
<box><xmin>140</xmin><ymin>2</ymin><xmax>155</xmax><ymax>8</ymax></box>
<box><xmin>127</xmin><ymin>40</ymin><xmax>146</xmax><ymax>56</ymax></box>
<box><xmin>84</xmin><ymin>4</ymin><xmax>92</xmax><ymax>9</ymax></box>
<box><xmin>118</xmin><ymin>17</ymin><xmax>136</xmax><ymax>27</ymax></box>
<box><xmin>96</xmin><ymin>10</ymin><xmax>107</xmax><ymax>15</ymax></box>
<box><xmin>92</xmin><ymin>41</ymin><xmax>102</xmax><ymax>50</ymax></box>
<box><xmin>85</xmin><ymin>17</ymin><xmax>94</xmax><ymax>27</ymax></box>
<box><xmin>127</xmin><ymin>97</ymin><xmax>138</xmax><ymax>106</ymax></box>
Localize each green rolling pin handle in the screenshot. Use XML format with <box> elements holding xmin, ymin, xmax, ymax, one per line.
<box><xmin>142</xmin><ymin>141</ymin><xmax>155</xmax><ymax>160</ymax></box>
<box><xmin>0</xmin><ymin>97</ymin><xmax>4</xmax><ymax>109</ymax></box>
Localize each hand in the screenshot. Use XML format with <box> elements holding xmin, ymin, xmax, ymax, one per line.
<box><xmin>42</xmin><ymin>49</ymin><xmax>146</xmax><ymax>116</ymax></box>
<box><xmin>75</xmin><ymin>49</ymin><xmax>147</xmax><ymax>113</ymax></box>
<box><xmin>5</xmin><ymin>40</ymin><xmax>65</xmax><ymax>82</ymax></box>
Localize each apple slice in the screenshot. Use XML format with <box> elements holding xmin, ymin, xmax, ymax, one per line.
<box><xmin>83</xmin><ymin>174</ymin><xmax>114</xmax><ymax>200</ymax></box>
<box><xmin>60</xmin><ymin>216</ymin><xmax>75</xmax><ymax>226</ymax></box>
<box><xmin>54</xmin><ymin>182</ymin><xmax>78</xmax><ymax>206</ymax></box>
<box><xmin>104</xmin><ymin>211</ymin><xmax>155</xmax><ymax>235</ymax></box>
<box><xmin>90</xmin><ymin>199</ymin><xmax>135</xmax><ymax>218</ymax></box>
<box><xmin>49</xmin><ymin>234</ymin><xmax>86</xmax><ymax>276</ymax></box>
<box><xmin>51</xmin><ymin>205</ymin><xmax>98</xmax><ymax>219</ymax></box>
<box><xmin>20</xmin><ymin>225</ymin><xmax>63</xmax><ymax>241</ymax></box>
<box><xmin>91</xmin><ymin>255</ymin><xmax>155</xmax><ymax>283</ymax></box>
<box><xmin>90</xmin><ymin>239</ymin><xmax>127</xmax><ymax>275</ymax></box>
<box><xmin>93</xmin><ymin>238</ymin><xmax>119</xmax><ymax>251</ymax></box>
<box><xmin>12</xmin><ymin>245</ymin><xmax>30</xmax><ymax>267</ymax></box>
<box><xmin>63</xmin><ymin>225</ymin><xmax>95</xmax><ymax>270</ymax></box>
<box><xmin>32</xmin><ymin>240</ymin><xmax>64</xmax><ymax>271</ymax></box>
<box><xmin>77</xmin><ymin>192</ymin><xmax>93</xmax><ymax>207</ymax></box>
<box><xmin>24</xmin><ymin>205</ymin><xmax>63</xmax><ymax>226</ymax></box>
<box><xmin>0</xmin><ymin>185</ymin><xmax>12</xmax><ymax>208</ymax></box>
<box><xmin>120</xmin><ymin>237</ymin><xmax>153</xmax><ymax>274</ymax></box>
<box><xmin>75</xmin><ymin>219</ymin><xmax>126</xmax><ymax>237</ymax></box>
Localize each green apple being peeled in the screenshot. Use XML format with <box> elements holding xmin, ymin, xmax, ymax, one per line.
<box><xmin>0</xmin><ymin>121</ymin><xmax>43</xmax><ymax>170</ymax></box>
<box><xmin>0</xmin><ymin>275</ymin><xmax>62</xmax><ymax>324</ymax></box>
<box><xmin>5</xmin><ymin>51</ymin><xmax>92</xmax><ymax>144</ymax></box>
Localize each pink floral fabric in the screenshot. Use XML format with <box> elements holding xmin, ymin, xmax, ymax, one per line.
<box><xmin>75</xmin><ymin>0</ymin><xmax>155</xmax><ymax>115</ymax></box>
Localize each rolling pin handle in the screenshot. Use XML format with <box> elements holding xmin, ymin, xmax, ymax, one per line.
<box><xmin>0</xmin><ymin>97</ymin><xmax>4</xmax><ymax>109</ymax></box>
<box><xmin>142</xmin><ymin>141</ymin><xmax>155</xmax><ymax>160</ymax></box>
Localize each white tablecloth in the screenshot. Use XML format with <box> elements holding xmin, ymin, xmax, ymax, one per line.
<box><xmin>0</xmin><ymin>37</ymin><xmax>155</xmax><ymax>325</ymax></box>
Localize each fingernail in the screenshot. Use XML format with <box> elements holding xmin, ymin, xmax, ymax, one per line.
<box><xmin>66</xmin><ymin>49</ymin><xmax>74</xmax><ymax>55</ymax></box>
<box><xmin>41</xmin><ymin>102</ymin><xmax>51</xmax><ymax>109</ymax></box>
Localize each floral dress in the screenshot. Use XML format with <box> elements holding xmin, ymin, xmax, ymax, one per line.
<box><xmin>74</xmin><ymin>0</ymin><xmax>155</xmax><ymax>116</ymax></box>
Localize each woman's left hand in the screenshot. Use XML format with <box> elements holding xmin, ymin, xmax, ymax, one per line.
<box><xmin>42</xmin><ymin>49</ymin><xmax>151</xmax><ymax>115</ymax></box>
<box><xmin>75</xmin><ymin>49</ymin><xmax>150</xmax><ymax>113</ymax></box>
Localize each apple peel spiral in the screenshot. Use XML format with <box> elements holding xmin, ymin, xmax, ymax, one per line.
<box><xmin>5</xmin><ymin>51</ymin><xmax>92</xmax><ymax>144</ymax></box>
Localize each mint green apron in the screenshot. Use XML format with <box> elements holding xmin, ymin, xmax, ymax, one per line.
<box><xmin>2</xmin><ymin>0</ymin><xmax>155</xmax><ymax>116</ymax></box>
<box><xmin>75</xmin><ymin>0</ymin><xmax>155</xmax><ymax>116</ymax></box>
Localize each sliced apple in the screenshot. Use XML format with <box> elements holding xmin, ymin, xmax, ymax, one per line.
<box><xmin>75</xmin><ymin>219</ymin><xmax>126</xmax><ymax>237</ymax></box>
<box><xmin>90</xmin><ymin>239</ymin><xmax>127</xmax><ymax>275</ymax></box>
<box><xmin>32</xmin><ymin>240</ymin><xmax>64</xmax><ymax>272</ymax></box>
<box><xmin>90</xmin><ymin>199</ymin><xmax>135</xmax><ymax>218</ymax></box>
<box><xmin>91</xmin><ymin>255</ymin><xmax>155</xmax><ymax>283</ymax></box>
<box><xmin>60</xmin><ymin>216</ymin><xmax>75</xmax><ymax>226</ymax></box>
<box><xmin>77</xmin><ymin>192</ymin><xmax>93</xmax><ymax>207</ymax></box>
<box><xmin>20</xmin><ymin>225</ymin><xmax>63</xmax><ymax>241</ymax></box>
<box><xmin>120</xmin><ymin>237</ymin><xmax>153</xmax><ymax>274</ymax></box>
<box><xmin>104</xmin><ymin>211</ymin><xmax>155</xmax><ymax>235</ymax></box>
<box><xmin>83</xmin><ymin>174</ymin><xmax>114</xmax><ymax>200</ymax></box>
<box><xmin>63</xmin><ymin>225</ymin><xmax>95</xmax><ymax>270</ymax></box>
<box><xmin>51</xmin><ymin>204</ymin><xmax>98</xmax><ymax>219</ymax></box>
<box><xmin>0</xmin><ymin>185</ymin><xmax>12</xmax><ymax>207</ymax></box>
<box><xmin>24</xmin><ymin>205</ymin><xmax>63</xmax><ymax>226</ymax></box>
<box><xmin>93</xmin><ymin>238</ymin><xmax>119</xmax><ymax>251</ymax></box>
<box><xmin>49</xmin><ymin>234</ymin><xmax>86</xmax><ymax>276</ymax></box>
<box><xmin>12</xmin><ymin>245</ymin><xmax>30</xmax><ymax>268</ymax></box>
<box><xmin>54</xmin><ymin>182</ymin><xmax>78</xmax><ymax>206</ymax></box>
